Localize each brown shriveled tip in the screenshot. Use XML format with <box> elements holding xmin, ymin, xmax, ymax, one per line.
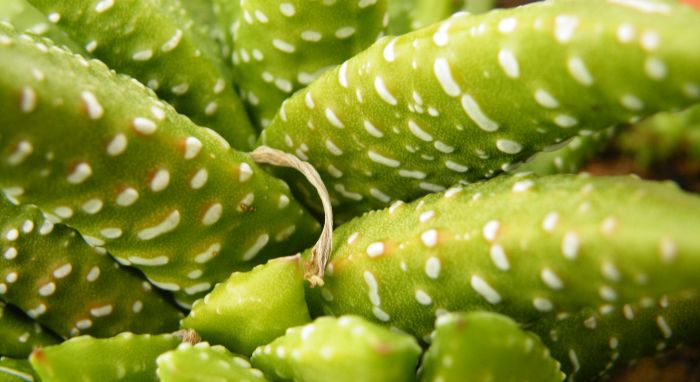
<box><xmin>31</xmin><ymin>348</ymin><xmax>46</xmax><ymax>363</ymax></box>
<box><xmin>173</xmin><ymin>329</ymin><xmax>201</xmax><ymax>345</ymax></box>
<box><xmin>250</xmin><ymin>146</ymin><xmax>333</xmax><ymax>287</ymax></box>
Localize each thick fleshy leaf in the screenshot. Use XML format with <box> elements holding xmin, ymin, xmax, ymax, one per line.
<box><xmin>303</xmin><ymin>174</ymin><xmax>700</xmax><ymax>380</ymax></box>
<box><xmin>29</xmin><ymin>333</ymin><xmax>180</xmax><ymax>382</ymax></box>
<box><xmin>0</xmin><ymin>0</ymin><xmax>80</xmax><ymax>52</ymax></box>
<box><xmin>261</xmin><ymin>0</ymin><xmax>700</xmax><ymax>222</ymax></box>
<box><xmin>27</xmin><ymin>0</ymin><xmax>256</xmax><ymax>150</ymax></box>
<box><xmin>157</xmin><ymin>342</ymin><xmax>269</xmax><ymax>382</ymax></box>
<box><xmin>0</xmin><ymin>198</ymin><xmax>183</xmax><ymax>339</ymax></box>
<box><xmin>0</xmin><ymin>302</ymin><xmax>59</xmax><ymax>358</ymax></box>
<box><xmin>215</xmin><ymin>0</ymin><xmax>387</xmax><ymax>129</ymax></box>
<box><xmin>251</xmin><ymin>315</ymin><xmax>421</xmax><ymax>382</ymax></box>
<box><xmin>182</xmin><ymin>256</ymin><xmax>311</xmax><ymax>356</ymax></box>
<box><xmin>0</xmin><ymin>26</ymin><xmax>319</xmax><ymax>303</ymax></box>
<box><xmin>418</xmin><ymin>311</ymin><xmax>564</xmax><ymax>382</ymax></box>
<box><xmin>0</xmin><ymin>357</ymin><xmax>37</xmax><ymax>382</ymax></box>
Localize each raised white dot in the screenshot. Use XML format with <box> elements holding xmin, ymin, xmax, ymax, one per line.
<box><xmin>554</xmin><ymin>114</ymin><xmax>578</xmax><ymax>128</ymax></box>
<box><xmin>498</xmin><ymin>17</ymin><xmax>517</xmax><ymax>34</ymax></box>
<box><xmin>542</xmin><ymin>212</ymin><xmax>559</xmax><ymax>232</ymax></box>
<box><xmin>471</xmin><ymin>275</ymin><xmax>501</xmax><ymax>304</ymax></box>
<box><xmin>656</xmin><ymin>315</ymin><xmax>672</xmax><ymax>339</ymax></box>
<box><xmin>280</xmin><ymin>3</ymin><xmax>295</xmax><ymax>16</ymax></box>
<box><xmin>172</xmin><ymin>83</ymin><xmax>189</xmax><ymax>95</ymax></box>
<box><xmin>645</xmin><ymin>57</ymin><xmax>667</xmax><ymax>80</ymax></box>
<box><xmin>150</xmin><ymin>169</ymin><xmax>170</xmax><ymax>192</ymax></box>
<box><xmin>80</xmin><ymin>91</ymin><xmax>104</xmax><ymax>120</ymax></box>
<box><xmin>383</xmin><ymin>37</ymin><xmax>398</xmax><ymax>62</ymax></box>
<box><xmin>116</xmin><ymin>188</ymin><xmax>138</xmax><ymax>206</ymax></box>
<box><xmin>325</xmin><ymin>139</ymin><xmax>343</xmax><ymax>156</ymax></box>
<box><xmin>445</xmin><ymin>160</ymin><xmax>468</xmax><ymax>173</ymax></box>
<box><xmin>132</xmin><ymin>49</ymin><xmax>153</xmax><ymax>61</ymax></box>
<box><xmin>54</xmin><ymin>206</ymin><xmax>73</xmax><ymax>219</ymax></box>
<box><xmin>621</xmin><ymin>94</ymin><xmax>644</xmax><ymax>111</ymax></box>
<box><xmin>461</xmin><ymin>94</ymin><xmax>499</xmax><ymax>132</ymax></box>
<box><xmin>335</xmin><ymin>27</ymin><xmax>355</xmax><ymax>39</ymax></box>
<box><xmin>7</xmin><ymin>140</ymin><xmax>33</xmax><ymax>166</ymax></box>
<box><xmin>194</xmin><ymin>243</ymin><xmax>221</xmax><ymax>264</ymax></box>
<box><xmin>86</xmin><ymin>266</ymin><xmax>100</xmax><ymax>282</ymax></box>
<box><xmin>3</xmin><ymin>247</ymin><xmax>17</xmax><ymax>260</ymax></box>
<box><xmin>38</xmin><ymin>282</ymin><xmax>56</xmax><ymax>297</ymax></box>
<box><xmin>20</xmin><ymin>86</ymin><xmax>36</xmax><ymax>113</ymax></box>
<box><xmin>482</xmin><ymin>220</ymin><xmax>500</xmax><ymax>242</ymax></box>
<box><xmin>300</xmin><ymin>30</ymin><xmax>322</xmax><ymax>42</ymax></box>
<box><xmin>407</xmin><ymin>120</ymin><xmax>433</xmax><ymax>142</ymax></box>
<box><xmin>95</xmin><ymin>0</ymin><xmax>114</xmax><ymax>13</ymax></box>
<box><xmin>190</xmin><ymin>169</ymin><xmax>208</xmax><ymax>189</ymax></box>
<box><xmin>535</xmin><ymin>89</ymin><xmax>560</xmax><ymax>109</ymax></box>
<box><xmin>372</xmin><ymin>306</ymin><xmax>390</xmax><ymax>322</ymax></box>
<box><xmin>419</xmin><ymin>210</ymin><xmax>435</xmax><ymax>223</ymax></box>
<box><xmin>106</xmin><ymin>134</ymin><xmax>127</xmax><ymax>156</ymax></box>
<box><xmin>433</xmin><ymin>58</ymin><xmax>461</xmax><ymax>97</ymax></box>
<box><xmin>53</xmin><ymin>264</ymin><xmax>72</xmax><ymax>279</ymax></box>
<box><xmin>67</xmin><ymin>162</ymin><xmax>92</xmax><ymax>184</ymax></box>
<box><xmin>202</xmin><ymin>203</ymin><xmax>223</xmax><ymax>226</ymax></box>
<box><xmin>562</xmin><ymin>232</ymin><xmax>580</xmax><ymax>260</ymax></box>
<box><xmin>100</xmin><ymin>227</ymin><xmax>122</xmax><ymax>239</ymax></box>
<box><xmin>90</xmin><ymin>304</ymin><xmax>113</xmax><ymax>317</ymax></box>
<box><xmin>599</xmin><ymin>285</ymin><xmax>618</xmax><ymax>301</ymax></box>
<box><xmin>533</xmin><ymin>297</ymin><xmax>553</xmax><ymax>312</ymax></box>
<box><xmin>76</xmin><ymin>319</ymin><xmax>92</xmax><ymax>329</ymax></box>
<box><xmin>617</xmin><ymin>23</ymin><xmax>635</xmax><ymax>43</ymax></box>
<box><xmin>567</xmin><ymin>56</ymin><xmax>593</xmax><ymax>86</ymax></box>
<box><xmin>242</xmin><ymin>234</ymin><xmax>269</xmax><ymax>261</ymax></box>
<box><xmin>425</xmin><ymin>256</ymin><xmax>441</xmax><ymax>279</ymax></box>
<box><xmin>541</xmin><ymin>268</ymin><xmax>564</xmax><ymax>290</ymax></box>
<box><xmin>490</xmin><ymin>244</ymin><xmax>510</xmax><ymax>271</ymax></box>
<box><xmin>137</xmin><ymin>210</ymin><xmax>180</xmax><ymax>240</ymax></box>
<box><xmin>324</xmin><ymin>108</ymin><xmax>345</xmax><ymax>128</ymax></box>
<box><xmin>132</xmin><ymin>301</ymin><xmax>143</xmax><ymax>313</ymax></box>
<box><xmin>239</xmin><ymin>163</ymin><xmax>253</xmax><ymax>182</ymax></box>
<box><xmin>498</xmin><ymin>48</ymin><xmax>519</xmax><ymax>78</ymax></box>
<box><xmin>554</xmin><ymin>15</ymin><xmax>578</xmax><ymax>43</ymax></box>
<box><xmin>272</xmin><ymin>38</ymin><xmax>295</xmax><ymax>53</ymax></box>
<box><xmin>133</xmin><ymin>117</ymin><xmax>157</xmax><ymax>135</ymax></box>
<box><xmin>659</xmin><ymin>237</ymin><xmax>677</xmax><ymax>263</ymax></box>
<box><xmin>374</xmin><ymin>76</ymin><xmax>397</xmax><ymax>105</ymax></box>
<box><xmin>368</xmin><ymin>150</ymin><xmax>400</xmax><ymax>168</ymax></box>
<box><xmin>421</xmin><ymin>229</ymin><xmax>438</xmax><ymax>248</ymax></box>
<box><xmin>366</xmin><ymin>242</ymin><xmax>384</xmax><ymax>258</ymax></box>
<box><xmin>496</xmin><ymin>139</ymin><xmax>522</xmax><ymax>154</ymax></box>
<box><xmin>161</xmin><ymin>29</ymin><xmax>183</xmax><ymax>52</ymax></box>
<box><xmin>415</xmin><ymin>290</ymin><xmax>433</xmax><ymax>305</ymax></box>
<box><xmin>337</xmin><ymin>62</ymin><xmax>349</xmax><ymax>88</ymax></box>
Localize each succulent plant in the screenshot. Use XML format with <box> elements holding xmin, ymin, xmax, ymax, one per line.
<box><xmin>302</xmin><ymin>174</ymin><xmax>700</xmax><ymax>380</ymax></box>
<box><xmin>29</xmin><ymin>333</ymin><xmax>181</xmax><ymax>381</ymax></box>
<box><xmin>0</xmin><ymin>23</ymin><xmax>319</xmax><ymax>305</ymax></box>
<box><xmin>0</xmin><ymin>356</ymin><xmax>37</xmax><ymax>382</ymax></box>
<box><xmin>216</xmin><ymin>0</ymin><xmax>388</xmax><ymax>129</ymax></box>
<box><xmin>260</xmin><ymin>0</ymin><xmax>700</xmax><ymax>221</ymax></box>
<box><xmin>251</xmin><ymin>315</ymin><xmax>422</xmax><ymax>382</ymax></box>
<box><xmin>419</xmin><ymin>311</ymin><xmax>564</xmax><ymax>381</ymax></box>
<box><xmin>182</xmin><ymin>255</ymin><xmax>311</xmax><ymax>356</ymax></box>
<box><xmin>27</xmin><ymin>0</ymin><xmax>257</xmax><ymax>150</ymax></box>
<box><xmin>0</xmin><ymin>302</ymin><xmax>58</xmax><ymax>359</ymax></box>
<box><xmin>0</xmin><ymin>197</ymin><xmax>183</xmax><ymax>339</ymax></box>
<box><xmin>0</xmin><ymin>0</ymin><xmax>699</xmax><ymax>381</ymax></box>
<box><xmin>156</xmin><ymin>342</ymin><xmax>269</xmax><ymax>382</ymax></box>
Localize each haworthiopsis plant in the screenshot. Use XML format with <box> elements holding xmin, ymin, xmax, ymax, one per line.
<box><xmin>1</xmin><ymin>0</ymin><xmax>699</xmax><ymax>381</ymax></box>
